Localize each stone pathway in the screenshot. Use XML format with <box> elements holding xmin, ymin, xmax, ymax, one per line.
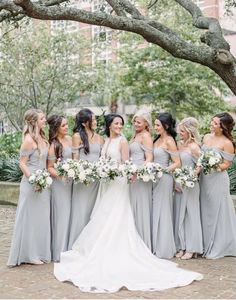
<box><xmin>1</xmin><ymin>205</ymin><xmax>236</xmax><ymax>299</ymax></box>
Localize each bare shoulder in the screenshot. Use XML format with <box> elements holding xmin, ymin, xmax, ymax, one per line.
<box><xmin>48</xmin><ymin>143</ymin><xmax>56</xmax><ymax>156</ymax></box>
<box><xmin>141</xmin><ymin>131</ymin><xmax>152</xmax><ymax>141</ymax></box>
<box><xmin>21</xmin><ymin>134</ymin><xmax>35</xmax><ymax>150</ymax></box>
<box><xmin>189</xmin><ymin>142</ymin><xmax>200</xmax><ymax>152</ymax></box>
<box><xmin>95</xmin><ymin>133</ymin><xmax>105</xmax><ymax>145</ymax></box>
<box><xmin>166</xmin><ymin>136</ymin><xmax>177</xmax><ymax>147</ymax></box>
<box><xmin>65</xmin><ymin>135</ymin><xmax>72</xmax><ymax>142</ymax></box>
<box><xmin>202</xmin><ymin>133</ymin><xmax>212</xmax><ymax>144</ymax></box>
<box><xmin>120</xmin><ymin>136</ymin><xmax>129</xmax><ymax>145</ymax></box>
<box><xmin>72</xmin><ymin>132</ymin><xmax>82</xmax><ymax>142</ymax></box>
<box><xmin>223</xmin><ymin>138</ymin><xmax>235</xmax><ymax>154</ymax></box>
<box><xmin>177</xmin><ymin>141</ymin><xmax>183</xmax><ymax>150</ymax></box>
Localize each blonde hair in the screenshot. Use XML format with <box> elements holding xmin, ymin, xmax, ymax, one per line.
<box><xmin>178</xmin><ymin>117</ymin><xmax>200</xmax><ymax>145</ymax></box>
<box><xmin>132</xmin><ymin>108</ymin><xmax>152</xmax><ymax>132</ymax></box>
<box><xmin>23</xmin><ymin>109</ymin><xmax>48</xmax><ymax>152</ymax></box>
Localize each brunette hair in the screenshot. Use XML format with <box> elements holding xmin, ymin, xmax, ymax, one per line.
<box><xmin>47</xmin><ymin>115</ymin><xmax>65</xmax><ymax>159</ymax></box>
<box><xmin>154</xmin><ymin>112</ymin><xmax>177</xmax><ymax>143</ymax></box>
<box><xmin>214</xmin><ymin>112</ymin><xmax>235</xmax><ymax>150</ymax></box>
<box><xmin>73</xmin><ymin>109</ymin><xmax>94</xmax><ymax>155</ymax></box>
<box><xmin>104</xmin><ymin>114</ymin><xmax>124</xmax><ymax>137</ymax></box>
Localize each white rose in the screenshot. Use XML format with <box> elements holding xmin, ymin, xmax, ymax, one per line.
<box><xmin>142</xmin><ymin>174</ymin><xmax>150</xmax><ymax>182</ymax></box>
<box><xmin>68</xmin><ymin>169</ymin><xmax>75</xmax><ymax>178</ymax></box>
<box><xmin>62</xmin><ymin>163</ymin><xmax>70</xmax><ymax>171</ymax></box>
<box><xmin>46</xmin><ymin>176</ymin><xmax>53</xmax><ymax>186</ymax></box>
<box><xmin>36</xmin><ymin>169</ymin><xmax>42</xmax><ymax>175</ymax></box>
<box><xmin>209</xmin><ymin>157</ymin><xmax>216</xmax><ymax>166</ymax></box>
<box><xmin>28</xmin><ymin>174</ymin><xmax>36</xmax><ymax>183</ymax></box>
<box><xmin>157</xmin><ymin>171</ymin><xmax>163</xmax><ymax>178</ymax></box>
<box><xmin>79</xmin><ymin>172</ymin><xmax>86</xmax><ymax>181</ymax></box>
<box><xmin>119</xmin><ymin>165</ymin><xmax>126</xmax><ymax>172</ymax></box>
<box><xmin>175</xmin><ymin>178</ymin><xmax>182</xmax><ymax>184</ymax></box>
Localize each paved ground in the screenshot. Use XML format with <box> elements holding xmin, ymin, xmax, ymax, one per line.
<box><xmin>1</xmin><ymin>205</ymin><xmax>236</xmax><ymax>299</ymax></box>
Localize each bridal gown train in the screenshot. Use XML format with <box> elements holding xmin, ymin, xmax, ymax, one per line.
<box><xmin>54</xmin><ymin>136</ymin><xmax>203</xmax><ymax>293</ymax></box>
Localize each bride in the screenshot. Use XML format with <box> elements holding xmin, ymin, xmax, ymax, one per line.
<box><xmin>54</xmin><ymin>113</ymin><xmax>203</xmax><ymax>293</ymax></box>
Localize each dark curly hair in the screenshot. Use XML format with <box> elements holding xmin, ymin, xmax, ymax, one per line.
<box><xmin>214</xmin><ymin>112</ymin><xmax>235</xmax><ymax>150</ymax></box>
<box><xmin>104</xmin><ymin>114</ymin><xmax>124</xmax><ymax>137</ymax></box>
<box><xmin>47</xmin><ymin>115</ymin><xmax>65</xmax><ymax>159</ymax></box>
<box><xmin>154</xmin><ymin>112</ymin><xmax>177</xmax><ymax>143</ymax></box>
<box><xmin>73</xmin><ymin>109</ymin><xmax>94</xmax><ymax>155</ymax></box>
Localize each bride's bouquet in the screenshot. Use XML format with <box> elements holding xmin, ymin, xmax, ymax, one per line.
<box><xmin>196</xmin><ymin>149</ymin><xmax>222</xmax><ymax>175</ymax></box>
<box><xmin>95</xmin><ymin>156</ymin><xmax>120</xmax><ymax>182</ymax></box>
<box><xmin>28</xmin><ymin>169</ymin><xmax>53</xmax><ymax>192</ymax></box>
<box><xmin>54</xmin><ymin>158</ymin><xmax>78</xmax><ymax>180</ymax></box>
<box><xmin>173</xmin><ymin>166</ymin><xmax>198</xmax><ymax>189</ymax></box>
<box><xmin>119</xmin><ymin>160</ymin><xmax>138</xmax><ymax>182</ymax></box>
<box><xmin>137</xmin><ymin>162</ymin><xmax>164</xmax><ymax>182</ymax></box>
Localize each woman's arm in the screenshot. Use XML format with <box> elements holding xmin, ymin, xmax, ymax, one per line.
<box><xmin>218</xmin><ymin>140</ymin><xmax>235</xmax><ymax>171</ymax></box>
<box><xmin>166</xmin><ymin>138</ymin><xmax>181</xmax><ymax>172</ymax></box>
<box><xmin>120</xmin><ymin>138</ymin><xmax>129</xmax><ymax>162</ymax></box>
<box><xmin>47</xmin><ymin>144</ymin><xmax>58</xmax><ymax>178</ymax></box>
<box><xmin>72</xmin><ymin>133</ymin><xmax>81</xmax><ymax>160</ymax></box>
<box><xmin>19</xmin><ymin>136</ymin><xmax>35</xmax><ymax>178</ymax></box>
<box><xmin>142</xmin><ymin>132</ymin><xmax>153</xmax><ymax>163</ymax></box>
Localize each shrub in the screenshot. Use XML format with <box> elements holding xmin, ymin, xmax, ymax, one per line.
<box><xmin>228</xmin><ymin>158</ymin><xmax>236</xmax><ymax>195</ymax></box>
<box><xmin>0</xmin><ymin>132</ymin><xmax>22</xmax><ymax>158</ymax></box>
<box><xmin>0</xmin><ymin>156</ymin><xmax>22</xmax><ymax>182</ymax></box>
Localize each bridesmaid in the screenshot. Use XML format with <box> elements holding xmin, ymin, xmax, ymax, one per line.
<box><xmin>129</xmin><ymin>108</ymin><xmax>153</xmax><ymax>250</ymax></box>
<box><xmin>7</xmin><ymin>109</ymin><xmax>51</xmax><ymax>266</ymax></box>
<box><xmin>174</xmin><ymin>117</ymin><xmax>203</xmax><ymax>260</ymax></box>
<box><xmin>152</xmin><ymin>112</ymin><xmax>180</xmax><ymax>259</ymax></box>
<box><xmin>200</xmin><ymin>112</ymin><xmax>236</xmax><ymax>259</ymax></box>
<box><xmin>47</xmin><ymin>115</ymin><xmax>72</xmax><ymax>262</ymax></box>
<box><xmin>68</xmin><ymin>108</ymin><xmax>104</xmax><ymax>249</ymax></box>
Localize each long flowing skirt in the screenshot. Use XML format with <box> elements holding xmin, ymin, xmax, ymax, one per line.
<box><xmin>54</xmin><ymin>178</ymin><xmax>202</xmax><ymax>293</ymax></box>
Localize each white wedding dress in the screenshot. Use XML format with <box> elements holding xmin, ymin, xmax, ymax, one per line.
<box><xmin>54</xmin><ymin>136</ymin><xmax>203</xmax><ymax>293</ymax></box>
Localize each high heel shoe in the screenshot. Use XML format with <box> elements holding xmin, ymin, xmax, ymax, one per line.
<box><xmin>181</xmin><ymin>252</ymin><xmax>196</xmax><ymax>260</ymax></box>
<box><xmin>175</xmin><ymin>250</ymin><xmax>184</xmax><ymax>258</ymax></box>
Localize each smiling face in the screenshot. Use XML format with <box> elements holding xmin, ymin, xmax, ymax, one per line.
<box><xmin>210</xmin><ymin>117</ymin><xmax>221</xmax><ymax>134</ymax></box>
<box><xmin>57</xmin><ymin>118</ymin><xmax>68</xmax><ymax>137</ymax></box>
<box><xmin>110</xmin><ymin>117</ymin><xmax>123</xmax><ymax>136</ymax></box>
<box><xmin>178</xmin><ymin>125</ymin><xmax>189</xmax><ymax>142</ymax></box>
<box><xmin>133</xmin><ymin>116</ymin><xmax>148</xmax><ymax>133</ymax></box>
<box><xmin>154</xmin><ymin>119</ymin><xmax>166</xmax><ymax>136</ymax></box>
<box><xmin>37</xmin><ymin>112</ymin><xmax>46</xmax><ymax>130</ymax></box>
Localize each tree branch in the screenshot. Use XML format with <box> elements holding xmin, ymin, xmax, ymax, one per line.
<box><xmin>105</xmin><ymin>0</ymin><xmax>126</xmax><ymax>17</ymax></box>
<box><xmin>175</xmin><ymin>0</ymin><xmax>231</xmax><ymax>55</ymax></box>
<box><xmin>118</xmin><ymin>0</ymin><xmax>144</xmax><ymax>19</ymax></box>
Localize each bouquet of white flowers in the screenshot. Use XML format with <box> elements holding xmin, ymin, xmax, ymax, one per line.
<box><xmin>136</xmin><ymin>162</ymin><xmax>164</xmax><ymax>182</ymax></box>
<box><xmin>118</xmin><ymin>160</ymin><xmax>138</xmax><ymax>182</ymax></box>
<box><xmin>95</xmin><ymin>156</ymin><xmax>120</xmax><ymax>182</ymax></box>
<box><xmin>197</xmin><ymin>149</ymin><xmax>222</xmax><ymax>175</ymax></box>
<box><xmin>173</xmin><ymin>166</ymin><xmax>198</xmax><ymax>189</ymax></box>
<box><xmin>28</xmin><ymin>169</ymin><xmax>53</xmax><ymax>192</ymax></box>
<box><xmin>73</xmin><ymin>160</ymin><xmax>99</xmax><ymax>185</ymax></box>
<box><xmin>54</xmin><ymin>158</ymin><xmax>78</xmax><ymax>180</ymax></box>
